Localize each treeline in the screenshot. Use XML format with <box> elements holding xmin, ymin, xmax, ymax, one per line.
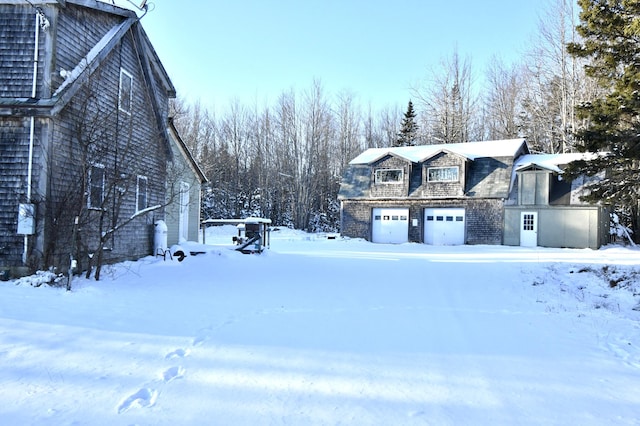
<box><xmin>171</xmin><ymin>0</ymin><xmax>598</xmax><ymax>231</ymax></box>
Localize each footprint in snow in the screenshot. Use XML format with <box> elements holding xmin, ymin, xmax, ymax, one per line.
<box><xmin>192</xmin><ymin>326</ymin><xmax>215</xmax><ymax>346</ymax></box>
<box><xmin>165</xmin><ymin>348</ymin><xmax>190</xmax><ymax>359</ymax></box>
<box><xmin>162</xmin><ymin>366</ymin><xmax>185</xmax><ymax>383</ymax></box>
<box><xmin>192</xmin><ymin>335</ymin><xmax>208</xmax><ymax>347</ymax></box>
<box><xmin>192</xmin><ymin>319</ymin><xmax>236</xmax><ymax>346</ymax></box>
<box><xmin>117</xmin><ymin>388</ymin><xmax>158</xmax><ymax>413</ymax></box>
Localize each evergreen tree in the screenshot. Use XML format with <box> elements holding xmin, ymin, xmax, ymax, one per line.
<box><xmin>395</xmin><ymin>100</ymin><xmax>419</xmax><ymax>147</ymax></box>
<box><xmin>566</xmin><ymin>0</ymin><xmax>640</xmax><ymax>241</ymax></box>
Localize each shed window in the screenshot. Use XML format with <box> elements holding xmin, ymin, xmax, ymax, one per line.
<box><xmin>427</xmin><ymin>166</ymin><xmax>459</xmax><ymax>182</ymax></box>
<box><xmin>88</xmin><ymin>164</ymin><xmax>105</xmax><ymax>209</ymax></box>
<box><xmin>375</xmin><ymin>168</ymin><xmax>403</xmax><ymax>184</ymax></box>
<box><xmin>119</xmin><ymin>68</ymin><xmax>133</xmax><ymax>114</ymax></box>
<box><xmin>136</xmin><ymin>175</ymin><xmax>148</xmax><ymax>212</ymax></box>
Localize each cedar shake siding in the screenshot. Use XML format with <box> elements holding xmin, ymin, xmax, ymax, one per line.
<box><xmin>369</xmin><ymin>156</ymin><xmax>410</xmax><ymax>198</ymax></box>
<box><xmin>0</xmin><ymin>5</ymin><xmax>41</xmax><ymax>97</ymax></box>
<box><xmin>340</xmin><ymin>198</ymin><xmax>504</xmax><ymax>245</ymax></box>
<box><xmin>421</xmin><ymin>152</ymin><xmax>466</xmax><ymax>198</ymax></box>
<box><xmin>1</xmin><ymin>1</ymin><xmax>176</xmax><ymax>276</ymax></box>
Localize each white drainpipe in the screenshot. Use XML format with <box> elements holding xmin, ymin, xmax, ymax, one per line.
<box><xmin>23</xmin><ymin>10</ymin><xmax>47</xmax><ymax>265</ymax></box>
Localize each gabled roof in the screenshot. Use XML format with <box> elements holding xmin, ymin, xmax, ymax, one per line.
<box><xmin>52</xmin><ymin>10</ymin><xmax>175</xmax><ymax>112</ymax></box>
<box><xmin>514</xmin><ymin>153</ymin><xmax>598</xmax><ymax>173</ymax></box>
<box><xmin>349</xmin><ymin>139</ymin><xmax>528</xmax><ymax>165</ymax></box>
<box><xmin>1</xmin><ymin>1</ymin><xmax>177</xmax><ymax>154</ymax></box>
<box><xmin>508</xmin><ymin>152</ymin><xmax>604</xmax><ymax>196</ymax></box>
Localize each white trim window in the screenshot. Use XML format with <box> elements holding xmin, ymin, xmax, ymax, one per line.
<box><xmin>427</xmin><ymin>166</ymin><xmax>459</xmax><ymax>182</ymax></box>
<box><xmin>136</xmin><ymin>175</ymin><xmax>148</xmax><ymax>212</ymax></box>
<box><xmin>118</xmin><ymin>68</ymin><xmax>133</xmax><ymax>114</ymax></box>
<box><xmin>375</xmin><ymin>168</ymin><xmax>404</xmax><ymax>184</ymax></box>
<box><xmin>88</xmin><ymin>164</ymin><xmax>105</xmax><ymax>209</ymax></box>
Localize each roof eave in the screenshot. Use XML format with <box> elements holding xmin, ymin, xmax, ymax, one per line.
<box><xmin>136</xmin><ymin>25</ymin><xmax>176</xmax><ymax>98</ymax></box>
<box><xmin>168</xmin><ymin>118</ymin><xmax>208</xmax><ymax>183</ymax></box>
<box><xmin>0</xmin><ymin>98</ymin><xmax>56</xmax><ymax>117</ymax></box>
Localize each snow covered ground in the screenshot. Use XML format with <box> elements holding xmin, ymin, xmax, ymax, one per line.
<box><xmin>1</xmin><ymin>226</ymin><xmax>639</xmax><ymax>425</ymax></box>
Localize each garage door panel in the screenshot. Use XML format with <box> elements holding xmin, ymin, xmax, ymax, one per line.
<box><xmin>424</xmin><ymin>208</ymin><xmax>465</xmax><ymax>245</ymax></box>
<box><xmin>372</xmin><ymin>208</ymin><xmax>409</xmax><ymax>244</ymax></box>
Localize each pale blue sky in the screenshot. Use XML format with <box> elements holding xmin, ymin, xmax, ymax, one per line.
<box><xmin>137</xmin><ymin>1</ymin><xmax>547</xmax><ymax>111</ymax></box>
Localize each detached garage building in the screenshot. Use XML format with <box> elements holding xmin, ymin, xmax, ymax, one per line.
<box><xmin>339</xmin><ymin>139</ymin><xmax>528</xmax><ymax>245</ymax></box>
<box><xmin>338</xmin><ymin>139</ymin><xmax>609</xmax><ymax>249</ymax></box>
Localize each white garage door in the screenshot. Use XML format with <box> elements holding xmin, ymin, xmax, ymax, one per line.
<box><xmin>372</xmin><ymin>208</ymin><xmax>409</xmax><ymax>244</ymax></box>
<box><xmin>424</xmin><ymin>208</ymin><xmax>465</xmax><ymax>245</ymax></box>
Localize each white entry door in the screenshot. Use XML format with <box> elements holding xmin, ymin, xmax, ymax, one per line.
<box><xmin>520</xmin><ymin>211</ymin><xmax>538</xmax><ymax>247</ymax></box>
<box><xmin>372</xmin><ymin>208</ymin><xmax>409</xmax><ymax>244</ymax></box>
<box><xmin>424</xmin><ymin>208</ymin><xmax>465</xmax><ymax>245</ymax></box>
<box><xmin>179</xmin><ymin>182</ymin><xmax>190</xmax><ymax>242</ymax></box>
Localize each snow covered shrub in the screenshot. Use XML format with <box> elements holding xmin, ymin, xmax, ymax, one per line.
<box><xmin>14</xmin><ymin>270</ymin><xmax>64</xmax><ymax>287</ymax></box>
<box><xmin>610</xmin><ymin>211</ymin><xmax>634</xmax><ymax>245</ymax></box>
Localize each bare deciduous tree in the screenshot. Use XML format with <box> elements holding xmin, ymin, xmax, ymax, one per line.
<box><xmin>413</xmin><ymin>47</ymin><xmax>479</xmax><ymax>144</ymax></box>
<box><xmin>484</xmin><ymin>56</ymin><xmax>525</xmax><ymax>140</ymax></box>
<box><xmin>520</xmin><ymin>0</ymin><xmax>597</xmax><ymax>153</ymax></box>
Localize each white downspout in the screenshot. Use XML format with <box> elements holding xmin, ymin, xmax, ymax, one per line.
<box><xmin>23</xmin><ymin>9</ymin><xmax>46</xmax><ymax>265</ymax></box>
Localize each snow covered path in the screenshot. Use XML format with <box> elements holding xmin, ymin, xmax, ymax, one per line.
<box><xmin>1</xmin><ymin>232</ymin><xmax>639</xmax><ymax>425</ymax></box>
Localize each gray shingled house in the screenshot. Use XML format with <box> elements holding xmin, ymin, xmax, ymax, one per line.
<box><xmin>0</xmin><ymin>0</ymin><xmax>180</xmax><ymax>277</ymax></box>
<box><xmin>338</xmin><ymin>139</ymin><xmax>610</xmax><ymax>248</ymax></box>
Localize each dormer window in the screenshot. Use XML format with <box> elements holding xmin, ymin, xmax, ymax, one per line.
<box><xmin>375</xmin><ymin>168</ymin><xmax>403</xmax><ymax>184</ymax></box>
<box><xmin>427</xmin><ymin>166</ymin><xmax>459</xmax><ymax>182</ymax></box>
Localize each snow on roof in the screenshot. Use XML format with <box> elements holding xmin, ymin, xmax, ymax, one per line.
<box><xmin>349</xmin><ymin>139</ymin><xmax>527</xmax><ymax>164</ymax></box>
<box><xmin>514</xmin><ymin>152</ymin><xmax>598</xmax><ymax>173</ymax></box>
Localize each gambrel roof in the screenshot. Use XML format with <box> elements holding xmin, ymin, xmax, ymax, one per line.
<box><xmin>339</xmin><ymin>139</ymin><xmax>529</xmax><ymax>200</ymax></box>
<box><xmin>350</xmin><ymin>139</ymin><xmax>528</xmax><ymax>165</ymax></box>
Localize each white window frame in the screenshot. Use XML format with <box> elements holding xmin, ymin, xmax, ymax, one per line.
<box><xmin>136</xmin><ymin>175</ymin><xmax>148</xmax><ymax>212</ymax></box>
<box><xmin>427</xmin><ymin>166</ymin><xmax>459</xmax><ymax>183</ymax></box>
<box><xmin>375</xmin><ymin>168</ymin><xmax>404</xmax><ymax>184</ymax></box>
<box><xmin>118</xmin><ymin>68</ymin><xmax>133</xmax><ymax>114</ymax></box>
<box><xmin>88</xmin><ymin>163</ymin><xmax>105</xmax><ymax>209</ymax></box>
